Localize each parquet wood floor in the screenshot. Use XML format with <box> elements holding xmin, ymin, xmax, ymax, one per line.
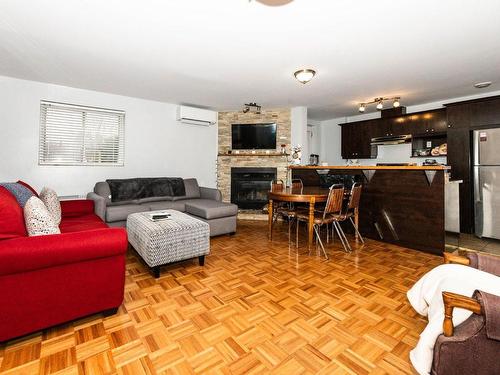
<box><xmin>0</xmin><ymin>220</ymin><xmax>441</xmax><ymax>374</ymax></box>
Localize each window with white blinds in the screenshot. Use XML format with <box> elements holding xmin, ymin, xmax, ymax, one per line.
<box><xmin>39</xmin><ymin>101</ymin><xmax>125</xmax><ymax>166</ymax></box>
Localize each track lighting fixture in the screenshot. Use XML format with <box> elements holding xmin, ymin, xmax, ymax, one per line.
<box><xmin>358</xmin><ymin>96</ymin><xmax>401</xmax><ymax>113</ymax></box>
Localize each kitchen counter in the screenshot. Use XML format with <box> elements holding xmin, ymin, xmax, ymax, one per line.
<box><xmin>289</xmin><ymin>165</ymin><xmax>449</xmax><ymax>171</ymax></box>
<box><xmin>291</xmin><ymin>166</ymin><xmax>446</xmax><ymax>254</ymax></box>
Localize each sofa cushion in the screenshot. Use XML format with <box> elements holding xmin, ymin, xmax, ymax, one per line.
<box><xmin>39</xmin><ymin>187</ymin><xmax>61</xmax><ymax>225</ymax></box>
<box><xmin>0</xmin><ymin>186</ymin><xmax>27</xmax><ymax>240</ymax></box>
<box><xmin>24</xmin><ymin>197</ymin><xmax>61</xmax><ymax>236</ymax></box>
<box><xmin>144</xmin><ymin>201</ymin><xmax>187</xmax><ymax>212</ymax></box>
<box><xmin>137</xmin><ymin>196</ymin><xmax>174</xmax><ymax>204</ymax></box>
<box><xmin>184</xmin><ymin>199</ymin><xmax>238</xmax><ymax>220</ymax></box>
<box><xmin>106</xmin><ymin>204</ymin><xmax>145</xmax><ymax>223</ymax></box>
<box><xmin>171</xmin><ymin>178</ymin><xmax>201</xmax><ymax>201</ymax></box>
<box><xmin>0</xmin><ymin>182</ymin><xmax>35</xmax><ymax>208</ymax></box>
<box><xmin>59</xmin><ymin>214</ymin><xmax>108</xmax><ymax>233</ymax></box>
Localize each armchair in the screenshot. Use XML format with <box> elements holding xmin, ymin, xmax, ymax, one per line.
<box><xmin>431</xmin><ymin>252</ymin><xmax>500</xmax><ymax>375</ymax></box>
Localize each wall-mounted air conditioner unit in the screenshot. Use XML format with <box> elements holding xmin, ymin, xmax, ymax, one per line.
<box><xmin>177</xmin><ymin>106</ymin><xmax>217</xmax><ymax>126</ymax></box>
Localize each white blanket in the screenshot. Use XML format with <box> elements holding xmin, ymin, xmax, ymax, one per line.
<box><xmin>407</xmin><ymin>263</ymin><xmax>500</xmax><ymax>375</ymax></box>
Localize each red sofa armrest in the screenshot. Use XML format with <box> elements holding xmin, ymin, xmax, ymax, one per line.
<box><xmin>0</xmin><ymin>228</ymin><xmax>127</xmax><ymax>276</ymax></box>
<box><xmin>60</xmin><ymin>199</ymin><xmax>95</xmax><ymax>218</ymax></box>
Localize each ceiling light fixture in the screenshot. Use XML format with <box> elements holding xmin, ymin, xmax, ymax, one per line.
<box><xmin>357</xmin><ymin>96</ymin><xmax>401</xmax><ymax>113</ymax></box>
<box><xmin>294</xmin><ymin>69</ymin><xmax>316</xmax><ymax>84</ymax></box>
<box><xmin>253</xmin><ymin>0</ymin><xmax>294</xmax><ymax>6</ymax></box>
<box><xmin>474</xmin><ymin>81</ymin><xmax>492</xmax><ymax>89</ymax></box>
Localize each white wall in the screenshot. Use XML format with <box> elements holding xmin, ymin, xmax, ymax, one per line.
<box><xmin>319</xmin><ymin>90</ymin><xmax>500</xmax><ymax>165</ymax></box>
<box><xmin>307</xmin><ymin>119</ymin><xmax>321</xmax><ymax>157</ymax></box>
<box><xmin>291</xmin><ymin>106</ymin><xmax>308</xmax><ymax>164</ymax></box>
<box><xmin>0</xmin><ymin>76</ymin><xmax>218</xmax><ymax>196</ymax></box>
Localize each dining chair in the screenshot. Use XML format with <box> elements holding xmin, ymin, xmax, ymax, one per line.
<box><xmin>295</xmin><ymin>184</ymin><xmax>345</xmax><ymax>259</ymax></box>
<box><xmin>282</xmin><ymin>179</ymin><xmax>304</xmax><ymax>244</ymax></box>
<box><xmin>270</xmin><ymin>179</ymin><xmax>285</xmax><ymax>224</ymax></box>
<box><xmin>271</xmin><ymin>179</ymin><xmax>284</xmax><ymax>193</ymax></box>
<box><xmin>336</xmin><ymin>182</ymin><xmax>364</xmax><ymax>244</ymax></box>
<box><xmin>291</xmin><ymin>179</ymin><xmax>303</xmax><ymax>193</ymax></box>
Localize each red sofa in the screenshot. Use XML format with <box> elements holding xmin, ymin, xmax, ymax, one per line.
<box><xmin>0</xmin><ymin>198</ymin><xmax>128</xmax><ymax>342</ymax></box>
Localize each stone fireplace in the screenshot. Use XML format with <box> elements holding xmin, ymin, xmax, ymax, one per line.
<box><xmin>230</xmin><ymin>167</ymin><xmax>277</xmax><ymax>209</ymax></box>
<box><xmin>217</xmin><ymin>108</ymin><xmax>291</xmax><ymax>213</ymax></box>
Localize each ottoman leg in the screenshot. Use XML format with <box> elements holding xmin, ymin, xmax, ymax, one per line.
<box><xmin>198</xmin><ymin>255</ymin><xmax>205</xmax><ymax>266</ymax></box>
<box><xmin>152</xmin><ymin>266</ymin><xmax>161</xmax><ymax>278</ymax></box>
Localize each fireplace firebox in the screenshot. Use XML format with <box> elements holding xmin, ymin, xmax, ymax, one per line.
<box><xmin>231</xmin><ymin>167</ymin><xmax>277</xmax><ymax>209</ymax></box>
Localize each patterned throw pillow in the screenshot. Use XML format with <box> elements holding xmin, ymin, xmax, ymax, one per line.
<box><xmin>24</xmin><ymin>197</ymin><xmax>61</xmax><ymax>236</ymax></box>
<box><xmin>39</xmin><ymin>187</ymin><xmax>61</xmax><ymax>225</ymax></box>
<box><xmin>0</xmin><ymin>182</ymin><xmax>34</xmax><ymax>207</ymax></box>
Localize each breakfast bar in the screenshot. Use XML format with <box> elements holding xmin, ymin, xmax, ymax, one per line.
<box><xmin>290</xmin><ymin>165</ymin><xmax>449</xmax><ymax>255</ymax></box>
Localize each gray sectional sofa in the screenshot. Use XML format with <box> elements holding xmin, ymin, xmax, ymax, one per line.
<box><xmin>87</xmin><ymin>178</ymin><xmax>237</xmax><ymax>236</ymax></box>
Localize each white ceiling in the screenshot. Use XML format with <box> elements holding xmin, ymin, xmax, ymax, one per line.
<box><xmin>1</xmin><ymin>0</ymin><xmax>500</xmax><ymax>120</ymax></box>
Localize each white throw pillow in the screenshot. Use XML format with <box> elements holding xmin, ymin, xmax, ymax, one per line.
<box><xmin>24</xmin><ymin>196</ymin><xmax>61</xmax><ymax>236</ymax></box>
<box><xmin>39</xmin><ymin>187</ymin><xmax>61</xmax><ymax>225</ymax></box>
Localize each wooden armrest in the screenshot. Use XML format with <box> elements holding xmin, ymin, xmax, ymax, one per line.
<box><xmin>443</xmin><ymin>252</ymin><xmax>470</xmax><ymax>266</ymax></box>
<box><xmin>442</xmin><ymin>291</ymin><xmax>482</xmax><ymax>337</ymax></box>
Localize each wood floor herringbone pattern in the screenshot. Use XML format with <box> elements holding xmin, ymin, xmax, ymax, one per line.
<box><xmin>0</xmin><ymin>220</ymin><xmax>440</xmax><ymax>374</ymax></box>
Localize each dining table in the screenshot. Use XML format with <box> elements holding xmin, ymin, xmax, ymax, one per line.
<box><xmin>268</xmin><ymin>186</ymin><xmax>359</xmax><ymax>250</ymax></box>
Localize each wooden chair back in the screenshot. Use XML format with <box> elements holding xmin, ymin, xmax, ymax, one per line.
<box><xmin>323</xmin><ymin>184</ymin><xmax>344</xmax><ymax>218</ymax></box>
<box><xmin>347</xmin><ymin>183</ymin><xmax>362</xmax><ymax>210</ymax></box>
<box><xmin>271</xmin><ymin>179</ymin><xmax>284</xmax><ymax>193</ymax></box>
<box><xmin>291</xmin><ymin>179</ymin><xmax>303</xmax><ymax>194</ymax></box>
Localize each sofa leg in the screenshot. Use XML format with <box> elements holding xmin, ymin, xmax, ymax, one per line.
<box><xmin>103</xmin><ymin>307</ymin><xmax>118</xmax><ymax>317</ymax></box>
<box><xmin>152</xmin><ymin>266</ymin><xmax>161</xmax><ymax>278</ymax></box>
<box><xmin>229</xmin><ymin>232</ymin><xmax>236</xmax><ymax>236</ymax></box>
<box><xmin>198</xmin><ymin>255</ymin><xmax>205</xmax><ymax>266</ymax></box>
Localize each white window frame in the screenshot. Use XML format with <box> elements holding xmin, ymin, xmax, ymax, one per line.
<box><xmin>39</xmin><ymin>101</ymin><xmax>125</xmax><ymax>166</ymax></box>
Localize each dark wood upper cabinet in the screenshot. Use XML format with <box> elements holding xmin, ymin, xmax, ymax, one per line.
<box><xmin>446</xmin><ymin>103</ymin><xmax>471</xmax><ymax>129</ymax></box>
<box><xmin>340</xmin><ymin>120</ymin><xmax>377</xmax><ymax>159</ymax></box>
<box><xmin>340</xmin><ymin>108</ymin><xmax>447</xmax><ymax>159</ymax></box>
<box><xmin>470</xmin><ymin>97</ymin><xmax>500</xmax><ymax>128</ymax></box>
<box><xmin>402</xmin><ymin>109</ymin><xmax>447</xmax><ymax>135</ymax></box>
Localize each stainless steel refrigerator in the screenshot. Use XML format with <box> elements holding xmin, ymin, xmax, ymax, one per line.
<box><xmin>473</xmin><ymin>128</ymin><xmax>500</xmax><ymax>239</ymax></box>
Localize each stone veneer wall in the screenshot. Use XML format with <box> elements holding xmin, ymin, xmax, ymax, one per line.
<box><xmin>217</xmin><ymin>108</ymin><xmax>291</xmax><ymax>204</ymax></box>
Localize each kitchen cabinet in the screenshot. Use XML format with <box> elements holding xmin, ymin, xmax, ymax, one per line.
<box><xmin>470</xmin><ymin>97</ymin><xmax>500</xmax><ymax>128</ymax></box>
<box><xmin>340</xmin><ymin>121</ymin><xmax>377</xmax><ymax>159</ymax></box>
<box><xmin>340</xmin><ymin>108</ymin><xmax>447</xmax><ymax>159</ymax></box>
<box><xmin>446</xmin><ymin>103</ymin><xmax>471</xmax><ymax>129</ymax></box>
<box><xmin>446</xmin><ymin>128</ymin><xmax>473</xmax><ymax>232</ymax></box>
<box><xmin>403</xmin><ymin>109</ymin><xmax>447</xmax><ymax>135</ymax></box>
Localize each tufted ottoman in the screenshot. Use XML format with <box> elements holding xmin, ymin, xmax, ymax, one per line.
<box><xmin>127</xmin><ymin>210</ymin><xmax>210</xmax><ymax>278</ymax></box>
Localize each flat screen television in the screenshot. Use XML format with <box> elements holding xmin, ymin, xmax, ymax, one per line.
<box><xmin>231</xmin><ymin>123</ymin><xmax>277</xmax><ymax>150</ymax></box>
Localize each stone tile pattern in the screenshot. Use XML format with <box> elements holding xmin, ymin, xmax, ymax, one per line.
<box><xmin>217</xmin><ymin>109</ymin><xmax>291</xmax><ymax>203</ymax></box>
